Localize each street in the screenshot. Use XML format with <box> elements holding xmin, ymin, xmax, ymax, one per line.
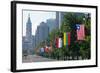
<box><xmin>22</xmin><ymin>54</ymin><xmax>56</xmax><ymax>63</ymax></box>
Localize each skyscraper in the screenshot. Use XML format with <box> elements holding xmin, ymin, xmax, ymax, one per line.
<box><xmin>56</xmin><ymin>11</ymin><xmax>59</xmax><ymax>29</ymax></box>
<box><xmin>46</xmin><ymin>19</ymin><xmax>56</xmax><ymax>32</ymax></box>
<box><xmin>35</xmin><ymin>22</ymin><xmax>49</xmax><ymax>46</ymax></box>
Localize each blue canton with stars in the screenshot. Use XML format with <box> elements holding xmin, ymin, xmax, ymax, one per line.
<box><xmin>76</xmin><ymin>24</ymin><xmax>80</xmax><ymax>30</ymax></box>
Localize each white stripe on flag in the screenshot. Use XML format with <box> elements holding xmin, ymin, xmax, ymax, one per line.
<box><xmin>59</xmin><ymin>38</ymin><xmax>62</xmax><ymax>48</ymax></box>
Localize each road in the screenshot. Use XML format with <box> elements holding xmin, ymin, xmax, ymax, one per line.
<box><xmin>22</xmin><ymin>54</ymin><xmax>56</xmax><ymax>63</ymax></box>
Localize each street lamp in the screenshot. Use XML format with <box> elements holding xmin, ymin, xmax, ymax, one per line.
<box><xmin>83</xmin><ymin>13</ymin><xmax>88</xmax><ymax>24</ymax></box>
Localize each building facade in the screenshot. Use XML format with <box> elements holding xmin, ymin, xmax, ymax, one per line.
<box><xmin>35</xmin><ymin>22</ymin><xmax>49</xmax><ymax>47</ymax></box>
<box><xmin>22</xmin><ymin>15</ymin><xmax>33</xmax><ymax>55</ymax></box>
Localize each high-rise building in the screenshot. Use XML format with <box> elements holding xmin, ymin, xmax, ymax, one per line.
<box><xmin>56</xmin><ymin>11</ymin><xmax>59</xmax><ymax>29</ymax></box>
<box><xmin>35</xmin><ymin>26</ymin><xmax>39</xmax><ymax>47</ymax></box>
<box><xmin>46</xmin><ymin>19</ymin><xmax>56</xmax><ymax>32</ymax></box>
<box><xmin>35</xmin><ymin>22</ymin><xmax>49</xmax><ymax>46</ymax></box>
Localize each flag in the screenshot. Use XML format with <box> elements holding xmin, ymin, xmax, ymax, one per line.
<box><xmin>59</xmin><ymin>38</ymin><xmax>62</xmax><ymax>48</ymax></box>
<box><xmin>40</xmin><ymin>47</ymin><xmax>44</xmax><ymax>53</ymax></box>
<box><xmin>76</xmin><ymin>24</ymin><xmax>85</xmax><ymax>40</ymax></box>
<box><xmin>63</xmin><ymin>32</ymin><xmax>71</xmax><ymax>46</ymax></box>
<box><xmin>55</xmin><ymin>37</ymin><xmax>62</xmax><ymax>48</ymax></box>
<box><xmin>44</xmin><ymin>46</ymin><xmax>49</xmax><ymax>53</ymax></box>
<box><xmin>40</xmin><ymin>48</ymin><xmax>44</xmax><ymax>56</ymax></box>
<box><xmin>55</xmin><ymin>37</ymin><xmax>58</xmax><ymax>48</ymax></box>
<box><xmin>66</xmin><ymin>33</ymin><xmax>68</xmax><ymax>46</ymax></box>
<box><xmin>68</xmin><ymin>32</ymin><xmax>71</xmax><ymax>45</ymax></box>
<box><xmin>48</xmin><ymin>46</ymin><xmax>52</xmax><ymax>52</ymax></box>
<box><xmin>64</xmin><ymin>32</ymin><xmax>66</xmax><ymax>46</ymax></box>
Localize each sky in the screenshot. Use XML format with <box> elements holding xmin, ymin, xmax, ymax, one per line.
<box><xmin>23</xmin><ymin>10</ymin><xmax>56</xmax><ymax>36</ymax></box>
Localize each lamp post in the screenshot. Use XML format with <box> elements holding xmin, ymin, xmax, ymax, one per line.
<box><xmin>83</xmin><ymin>13</ymin><xmax>90</xmax><ymax>24</ymax></box>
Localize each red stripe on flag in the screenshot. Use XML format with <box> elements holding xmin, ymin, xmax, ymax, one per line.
<box><xmin>56</xmin><ymin>38</ymin><xmax>58</xmax><ymax>48</ymax></box>
<box><xmin>77</xmin><ymin>25</ymin><xmax>85</xmax><ymax>40</ymax></box>
<box><xmin>68</xmin><ymin>32</ymin><xmax>70</xmax><ymax>45</ymax></box>
<box><xmin>45</xmin><ymin>46</ymin><xmax>49</xmax><ymax>53</ymax></box>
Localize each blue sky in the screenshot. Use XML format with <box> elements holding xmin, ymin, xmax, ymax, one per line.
<box><xmin>23</xmin><ymin>10</ymin><xmax>56</xmax><ymax>36</ymax></box>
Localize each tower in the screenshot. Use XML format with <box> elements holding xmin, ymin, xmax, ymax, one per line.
<box><xmin>26</xmin><ymin>14</ymin><xmax>32</xmax><ymax>42</ymax></box>
<box><xmin>25</xmin><ymin>14</ymin><xmax>33</xmax><ymax>54</ymax></box>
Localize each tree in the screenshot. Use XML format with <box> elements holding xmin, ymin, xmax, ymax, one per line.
<box><xmin>35</xmin><ymin>12</ymin><xmax>91</xmax><ymax>60</ymax></box>
<box><xmin>60</xmin><ymin>12</ymin><xmax>91</xmax><ymax>60</ymax></box>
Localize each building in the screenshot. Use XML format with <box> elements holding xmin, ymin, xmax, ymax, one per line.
<box><xmin>56</xmin><ymin>11</ymin><xmax>59</xmax><ymax>29</ymax></box>
<box><xmin>22</xmin><ymin>12</ymin><xmax>66</xmax><ymax>54</ymax></box>
<box><xmin>26</xmin><ymin>15</ymin><xmax>32</xmax><ymax>42</ymax></box>
<box><xmin>46</xmin><ymin>19</ymin><xmax>56</xmax><ymax>32</ymax></box>
<box><xmin>22</xmin><ymin>15</ymin><xmax>33</xmax><ymax>55</ymax></box>
<box><xmin>35</xmin><ymin>26</ymin><xmax>39</xmax><ymax>47</ymax></box>
<box><xmin>46</xmin><ymin>12</ymin><xmax>64</xmax><ymax>32</ymax></box>
<box><xmin>32</xmin><ymin>35</ymin><xmax>36</xmax><ymax>50</ymax></box>
<box><xmin>35</xmin><ymin>22</ymin><xmax>49</xmax><ymax>46</ymax></box>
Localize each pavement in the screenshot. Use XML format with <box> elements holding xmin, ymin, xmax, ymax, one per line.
<box><xmin>22</xmin><ymin>54</ymin><xmax>56</xmax><ymax>63</ymax></box>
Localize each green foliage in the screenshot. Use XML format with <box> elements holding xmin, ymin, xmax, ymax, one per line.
<box><xmin>36</xmin><ymin>12</ymin><xmax>91</xmax><ymax>60</ymax></box>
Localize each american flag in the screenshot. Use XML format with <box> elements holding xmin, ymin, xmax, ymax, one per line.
<box><xmin>76</xmin><ymin>24</ymin><xmax>85</xmax><ymax>40</ymax></box>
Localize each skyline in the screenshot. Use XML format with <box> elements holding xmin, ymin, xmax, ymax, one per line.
<box><xmin>23</xmin><ymin>10</ymin><xmax>56</xmax><ymax>36</ymax></box>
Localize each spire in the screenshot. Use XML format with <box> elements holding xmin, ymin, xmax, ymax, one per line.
<box><xmin>27</xmin><ymin>14</ymin><xmax>31</xmax><ymax>24</ymax></box>
<box><xmin>28</xmin><ymin>14</ymin><xmax>30</xmax><ymax>18</ymax></box>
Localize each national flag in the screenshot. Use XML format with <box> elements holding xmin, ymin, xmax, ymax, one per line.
<box><xmin>55</xmin><ymin>37</ymin><xmax>58</xmax><ymax>48</ymax></box>
<box><xmin>55</xmin><ymin>37</ymin><xmax>62</xmax><ymax>48</ymax></box>
<box><xmin>66</xmin><ymin>33</ymin><xmax>68</xmax><ymax>46</ymax></box>
<box><xmin>44</xmin><ymin>46</ymin><xmax>49</xmax><ymax>53</ymax></box>
<box><xmin>48</xmin><ymin>46</ymin><xmax>52</xmax><ymax>52</ymax></box>
<box><xmin>63</xmin><ymin>32</ymin><xmax>71</xmax><ymax>46</ymax></box>
<box><xmin>68</xmin><ymin>32</ymin><xmax>71</xmax><ymax>45</ymax></box>
<box><xmin>64</xmin><ymin>32</ymin><xmax>66</xmax><ymax>46</ymax></box>
<box><xmin>59</xmin><ymin>38</ymin><xmax>62</xmax><ymax>48</ymax></box>
<box><xmin>76</xmin><ymin>24</ymin><xmax>85</xmax><ymax>40</ymax></box>
<box><xmin>40</xmin><ymin>47</ymin><xmax>44</xmax><ymax>53</ymax></box>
